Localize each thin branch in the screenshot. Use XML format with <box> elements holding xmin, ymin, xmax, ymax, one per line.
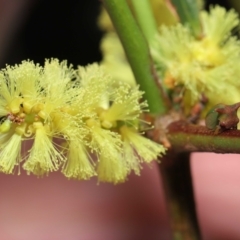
<box><xmin>167</xmin><ymin>120</ymin><xmax>240</xmax><ymax>153</ymax></box>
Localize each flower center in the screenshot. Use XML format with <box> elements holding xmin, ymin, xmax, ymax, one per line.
<box><xmin>0</xmin><ymin>98</ymin><xmax>48</xmax><ymax>137</ymax></box>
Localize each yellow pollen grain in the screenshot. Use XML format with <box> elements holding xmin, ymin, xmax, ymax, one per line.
<box><xmin>32</xmin><ymin>103</ymin><xmax>44</xmax><ymax>113</ymax></box>
<box><xmin>33</xmin><ymin>121</ymin><xmax>43</xmax><ymax>129</ymax></box>
<box><xmin>9</xmin><ymin>99</ymin><xmax>22</xmax><ymax>114</ymax></box>
<box><xmin>38</xmin><ymin>110</ymin><xmax>47</xmax><ymax>120</ymax></box>
<box><xmin>96</xmin><ymin>107</ymin><xmax>106</xmax><ymax>116</ymax></box>
<box><xmin>34</xmin><ymin>116</ymin><xmax>40</xmax><ymax>121</ymax></box>
<box><xmin>19</xmin><ymin>113</ymin><xmax>26</xmax><ymax>118</ymax></box>
<box><xmin>23</xmin><ymin>102</ymin><xmax>33</xmax><ymax>113</ymax></box>
<box><xmin>101</xmin><ymin>120</ymin><xmax>113</xmax><ymax>129</ymax></box>
<box><xmin>86</xmin><ymin>119</ymin><xmax>100</xmax><ymax>128</ymax></box>
<box><xmin>99</xmin><ymin>111</ymin><xmax>107</xmax><ymax>121</ymax></box>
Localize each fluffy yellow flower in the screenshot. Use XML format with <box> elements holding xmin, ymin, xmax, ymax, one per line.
<box><xmin>62</xmin><ymin>139</ymin><xmax>96</xmax><ymax>180</ymax></box>
<box><xmin>120</xmin><ymin>126</ymin><xmax>166</xmax><ymax>175</ymax></box>
<box><xmin>0</xmin><ymin>59</ymin><xmax>165</xmax><ymax>183</ymax></box>
<box><xmin>75</xmin><ymin>64</ymin><xmax>165</xmax><ymax>183</ymax></box>
<box><xmin>151</xmin><ymin>6</ymin><xmax>240</xmax><ymax>110</ymax></box>
<box><xmin>0</xmin><ymin>133</ymin><xmax>22</xmax><ymax>174</ymax></box>
<box><xmin>23</xmin><ymin>122</ymin><xmax>65</xmax><ymax>176</ymax></box>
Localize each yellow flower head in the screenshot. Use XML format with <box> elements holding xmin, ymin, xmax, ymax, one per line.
<box><xmin>151</xmin><ymin>6</ymin><xmax>240</xmax><ymax>110</ymax></box>
<box><xmin>0</xmin><ymin>59</ymin><xmax>165</xmax><ymax>183</ymax></box>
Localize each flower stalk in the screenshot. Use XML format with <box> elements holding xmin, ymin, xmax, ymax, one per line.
<box><xmin>167</xmin><ymin>120</ymin><xmax>240</xmax><ymax>153</ymax></box>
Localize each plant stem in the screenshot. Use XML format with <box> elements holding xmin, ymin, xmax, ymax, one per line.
<box><xmin>160</xmin><ymin>152</ymin><xmax>201</xmax><ymax>240</ymax></box>
<box><xmin>130</xmin><ymin>0</ymin><xmax>158</xmax><ymax>42</ymax></box>
<box><xmin>170</xmin><ymin>0</ymin><xmax>202</xmax><ymax>38</ymax></box>
<box><xmin>167</xmin><ymin>120</ymin><xmax>240</xmax><ymax>153</ymax></box>
<box><xmin>103</xmin><ymin>0</ymin><xmax>168</xmax><ymax>115</ymax></box>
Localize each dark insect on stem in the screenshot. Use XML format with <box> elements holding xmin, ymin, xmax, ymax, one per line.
<box><xmin>205</xmin><ymin>102</ymin><xmax>240</xmax><ymax>133</ymax></box>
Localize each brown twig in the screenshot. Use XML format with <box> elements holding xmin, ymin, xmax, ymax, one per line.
<box><xmin>167</xmin><ymin>120</ymin><xmax>240</xmax><ymax>153</ymax></box>
<box><xmin>160</xmin><ymin>152</ymin><xmax>201</xmax><ymax>240</ymax></box>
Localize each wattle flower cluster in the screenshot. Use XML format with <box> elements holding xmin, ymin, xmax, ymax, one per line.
<box><xmin>151</xmin><ymin>6</ymin><xmax>240</xmax><ymax>110</ymax></box>
<box><xmin>0</xmin><ymin>59</ymin><xmax>165</xmax><ymax>183</ymax></box>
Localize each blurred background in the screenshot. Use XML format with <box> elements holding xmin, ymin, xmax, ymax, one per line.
<box><xmin>0</xmin><ymin>0</ymin><xmax>240</xmax><ymax>240</ymax></box>
<box><xmin>0</xmin><ymin>0</ymin><xmax>234</xmax><ymax>67</ymax></box>
<box><xmin>0</xmin><ymin>0</ymin><xmax>102</xmax><ymax>67</ymax></box>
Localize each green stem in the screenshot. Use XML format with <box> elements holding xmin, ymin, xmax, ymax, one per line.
<box><xmin>170</xmin><ymin>0</ymin><xmax>202</xmax><ymax>38</ymax></box>
<box><xmin>103</xmin><ymin>0</ymin><xmax>168</xmax><ymax>115</ymax></box>
<box><xmin>130</xmin><ymin>0</ymin><xmax>158</xmax><ymax>42</ymax></box>
<box><xmin>167</xmin><ymin>120</ymin><xmax>240</xmax><ymax>153</ymax></box>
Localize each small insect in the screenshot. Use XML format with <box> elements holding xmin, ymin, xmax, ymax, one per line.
<box><xmin>205</xmin><ymin>102</ymin><xmax>240</xmax><ymax>133</ymax></box>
